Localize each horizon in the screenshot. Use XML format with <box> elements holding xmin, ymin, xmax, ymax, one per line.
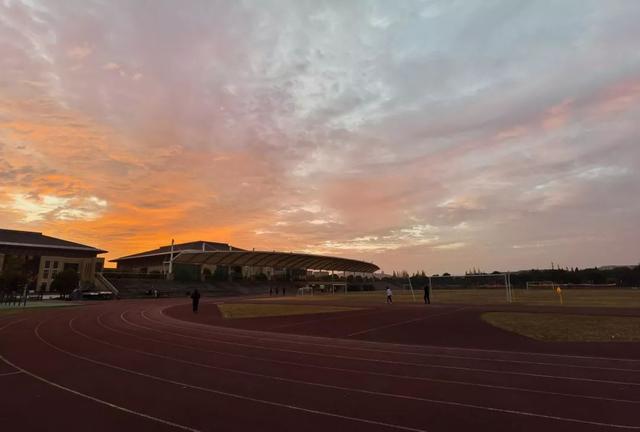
<box><xmin>1</xmin><ymin>1</ymin><xmax>639</xmax><ymax>274</ymax></box>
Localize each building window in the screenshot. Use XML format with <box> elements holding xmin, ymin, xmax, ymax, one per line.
<box><xmin>43</xmin><ymin>270</ymin><xmax>49</xmax><ymax>279</ymax></box>
<box><xmin>52</xmin><ymin>270</ymin><xmax>58</xmax><ymax>277</ymax></box>
<box><xmin>53</xmin><ymin>261</ymin><xmax>59</xmax><ymax>268</ymax></box>
<box><xmin>45</xmin><ymin>260</ymin><xmax>51</xmax><ymax>269</ymax></box>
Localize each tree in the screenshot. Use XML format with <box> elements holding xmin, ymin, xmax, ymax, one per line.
<box><xmin>0</xmin><ymin>255</ymin><xmax>28</xmax><ymax>293</ymax></box>
<box><xmin>442</xmin><ymin>272</ymin><xmax>451</xmax><ymax>277</ymax></box>
<box><xmin>50</xmin><ymin>269</ymin><xmax>79</xmax><ymax>295</ymax></box>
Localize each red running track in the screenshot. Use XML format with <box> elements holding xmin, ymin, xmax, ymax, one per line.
<box><xmin>1</xmin><ymin>298</ymin><xmax>639</xmax><ymax>431</ymax></box>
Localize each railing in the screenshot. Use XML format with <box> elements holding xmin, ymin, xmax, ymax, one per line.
<box><xmin>95</xmin><ymin>272</ymin><xmax>119</xmax><ymax>296</ymax></box>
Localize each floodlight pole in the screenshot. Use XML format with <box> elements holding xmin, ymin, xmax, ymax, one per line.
<box><xmin>168</xmin><ymin>238</ymin><xmax>175</xmax><ymax>279</ymax></box>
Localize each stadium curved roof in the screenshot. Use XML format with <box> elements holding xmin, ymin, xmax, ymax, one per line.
<box><xmin>173</xmin><ymin>250</ymin><xmax>379</xmax><ymax>273</ymax></box>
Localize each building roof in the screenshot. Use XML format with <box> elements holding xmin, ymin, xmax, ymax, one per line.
<box><xmin>111</xmin><ymin>241</ymin><xmax>244</xmax><ymax>262</ymax></box>
<box><xmin>0</xmin><ymin>229</ymin><xmax>107</xmax><ymax>253</ymax></box>
<box><xmin>173</xmin><ymin>250</ymin><xmax>379</xmax><ymax>273</ymax></box>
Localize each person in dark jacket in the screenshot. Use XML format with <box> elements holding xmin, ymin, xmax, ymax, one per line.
<box><xmin>424</xmin><ymin>284</ymin><xmax>430</xmax><ymax>304</ymax></box>
<box><xmin>191</xmin><ymin>289</ymin><xmax>201</xmax><ymax>313</ymax></box>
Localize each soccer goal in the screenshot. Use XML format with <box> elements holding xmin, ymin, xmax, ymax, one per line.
<box><xmin>525</xmin><ymin>281</ymin><xmax>557</xmax><ymax>290</ymax></box>
<box><xmin>296</xmin><ymin>286</ymin><xmax>314</xmax><ymax>296</ymax></box>
<box><xmin>428</xmin><ymin>273</ymin><xmax>513</xmax><ymax>303</ymax></box>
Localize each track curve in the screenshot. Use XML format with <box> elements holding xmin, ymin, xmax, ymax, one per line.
<box><xmin>1</xmin><ymin>298</ymin><xmax>639</xmax><ymax>431</ymax></box>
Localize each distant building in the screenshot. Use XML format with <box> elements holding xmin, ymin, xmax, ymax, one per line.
<box><xmin>0</xmin><ymin>229</ymin><xmax>106</xmax><ymax>291</ymax></box>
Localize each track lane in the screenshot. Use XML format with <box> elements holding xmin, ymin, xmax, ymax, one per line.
<box><xmin>2</xmin><ymin>299</ymin><xmax>640</xmax><ymax>432</ymax></box>
<box><xmin>85</xmin><ymin>309</ymin><xmax>640</xmax><ymax>429</ymax></box>
<box><xmin>135</xmin><ymin>308</ymin><xmax>640</xmax><ymax>388</ymax></box>
<box><xmin>29</xmin><ymin>312</ymin><xmax>432</xmax><ymax>432</ymax></box>
<box><xmin>159</xmin><ymin>302</ymin><xmax>640</xmax><ymax>369</ymax></box>
<box><xmin>118</xmin><ymin>307</ymin><xmax>640</xmax><ymax>402</ymax></box>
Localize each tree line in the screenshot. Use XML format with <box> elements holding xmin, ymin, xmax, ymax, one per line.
<box><xmin>386</xmin><ymin>265</ymin><xmax>640</xmax><ymax>288</ymax></box>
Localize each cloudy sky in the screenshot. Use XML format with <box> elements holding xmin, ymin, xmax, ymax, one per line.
<box><xmin>1</xmin><ymin>0</ymin><xmax>639</xmax><ymax>274</ymax></box>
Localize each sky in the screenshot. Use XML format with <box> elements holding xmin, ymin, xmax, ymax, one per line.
<box><xmin>1</xmin><ymin>0</ymin><xmax>639</xmax><ymax>274</ymax></box>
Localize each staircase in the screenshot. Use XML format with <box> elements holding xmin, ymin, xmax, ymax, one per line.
<box><xmin>95</xmin><ymin>272</ymin><xmax>119</xmax><ymax>297</ymax></box>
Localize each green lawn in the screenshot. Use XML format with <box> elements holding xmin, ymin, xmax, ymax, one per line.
<box><xmin>217</xmin><ymin>303</ymin><xmax>361</xmax><ymax>319</ymax></box>
<box><xmin>482</xmin><ymin>312</ymin><xmax>640</xmax><ymax>342</ymax></box>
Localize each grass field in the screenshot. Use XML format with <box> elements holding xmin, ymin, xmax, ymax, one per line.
<box><xmin>264</xmin><ymin>288</ymin><xmax>640</xmax><ymax>308</ymax></box>
<box><xmin>217</xmin><ymin>303</ymin><xmax>360</xmax><ymax>319</ymax></box>
<box><xmin>482</xmin><ymin>312</ymin><xmax>640</xmax><ymax>342</ymax></box>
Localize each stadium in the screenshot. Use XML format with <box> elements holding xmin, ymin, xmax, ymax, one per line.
<box><xmin>2</xmin><ymin>1</ymin><xmax>640</xmax><ymax>430</ymax></box>
<box><xmin>2</xmin><ymin>228</ymin><xmax>640</xmax><ymax>431</ymax></box>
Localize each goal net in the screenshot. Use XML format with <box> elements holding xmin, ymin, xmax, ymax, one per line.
<box><xmin>429</xmin><ymin>273</ymin><xmax>512</xmax><ymax>302</ymax></box>
<box><xmin>525</xmin><ymin>281</ymin><xmax>556</xmax><ymax>290</ymax></box>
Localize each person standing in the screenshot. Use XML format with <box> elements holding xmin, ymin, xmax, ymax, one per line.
<box><xmin>191</xmin><ymin>288</ymin><xmax>201</xmax><ymax>313</ymax></box>
<box><xmin>424</xmin><ymin>283</ymin><xmax>430</xmax><ymax>304</ymax></box>
<box><xmin>385</xmin><ymin>286</ymin><xmax>393</xmax><ymax>304</ymax></box>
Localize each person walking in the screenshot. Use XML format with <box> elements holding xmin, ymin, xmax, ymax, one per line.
<box><xmin>424</xmin><ymin>283</ymin><xmax>430</xmax><ymax>304</ymax></box>
<box><xmin>385</xmin><ymin>286</ymin><xmax>393</xmax><ymax>304</ymax></box>
<box><xmin>191</xmin><ymin>288</ymin><xmax>201</xmax><ymax>313</ymax></box>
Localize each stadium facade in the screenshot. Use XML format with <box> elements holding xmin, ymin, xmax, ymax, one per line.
<box><xmin>111</xmin><ymin>240</ymin><xmax>378</xmax><ymax>281</ymax></box>
<box><xmin>111</xmin><ymin>240</ymin><xmax>282</xmax><ymax>280</ymax></box>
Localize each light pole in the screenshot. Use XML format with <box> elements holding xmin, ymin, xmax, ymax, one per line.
<box><xmin>168</xmin><ymin>239</ymin><xmax>175</xmax><ymax>279</ymax></box>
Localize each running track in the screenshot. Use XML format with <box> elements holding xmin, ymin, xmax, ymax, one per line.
<box><xmin>1</xmin><ymin>298</ymin><xmax>639</xmax><ymax>431</ymax></box>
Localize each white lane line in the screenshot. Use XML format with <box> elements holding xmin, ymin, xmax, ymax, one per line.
<box><xmin>134</xmin><ymin>309</ymin><xmax>640</xmax><ymax>381</ymax></box>
<box><xmin>0</xmin><ymin>370</ymin><xmax>22</xmax><ymax>377</ymax></box>
<box><xmin>138</xmin><ymin>311</ymin><xmax>640</xmax><ymax>387</ymax></box>
<box><xmin>0</xmin><ymin>319</ymin><xmax>26</xmax><ymax>332</ymax></box>
<box><xmin>346</xmin><ymin>307</ymin><xmax>468</xmax><ymax>337</ymax></box>
<box><xmin>34</xmin><ymin>318</ymin><xmax>429</xmax><ymax>432</ymax></box>
<box><xmin>97</xmin><ymin>312</ymin><xmax>640</xmax><ymax>430</ymax></box>
<box><xmin>154</xmin><ymin>305</ymin><xmax>640</xmax><ymax>370</ymax></box>
<box><xmin>106</xmin><ymin>311</ymin><xmax>640</xmax><ymax>405</ymax></box>
<box><xmin>162</xmin><ymin>300</ymin><xmax>640</xmax><ymax>363</ymax></box>
<box><xmin>0</xmin><ymin>355</ymin><xmax>200</xmax><ymax>432</ymax></box>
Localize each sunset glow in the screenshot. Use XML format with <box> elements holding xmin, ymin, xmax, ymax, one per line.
<box><xmin>1</xmin><ymin>1</ymin><xmax>639</xmax><ymax>273</ymax></box>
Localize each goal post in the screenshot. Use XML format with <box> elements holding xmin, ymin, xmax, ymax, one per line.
<box><xmin>296</xmin><ymin>286</ymin><xmax>313</xmax><ymax>296</ymax></box>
